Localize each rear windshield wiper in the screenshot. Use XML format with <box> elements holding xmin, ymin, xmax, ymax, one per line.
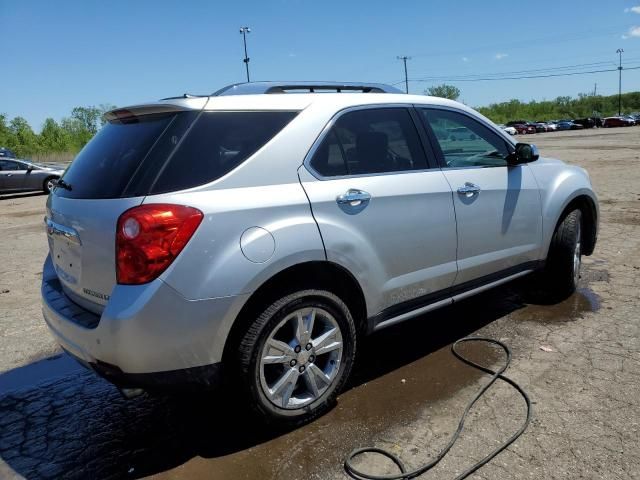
<box><xmin>55</xmin><ymin>179</ymin><xmax>73</xmax><ymax>191</ymax></box>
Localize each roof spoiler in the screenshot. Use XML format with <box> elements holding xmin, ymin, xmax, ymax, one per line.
<box><xmin>102</xmin><ymin>104</ymin><xmax>190</xmax><ymax>123</ymax></box>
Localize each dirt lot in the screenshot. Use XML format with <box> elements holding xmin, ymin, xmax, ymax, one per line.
<box><xmin>0</xmin><ymin>127</ymin><xmax>639</xmax><ymax>479</ymax></box>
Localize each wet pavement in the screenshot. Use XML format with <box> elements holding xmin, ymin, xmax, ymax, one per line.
<box><xmin>0</xmin><ymin>276</ymin><xmax>608</xmax><ymax>480</ymax></box>
<box><xmin>0</xmin><ymin>288</ymin><xmax>526</xmax><ymax>480</ymax></box>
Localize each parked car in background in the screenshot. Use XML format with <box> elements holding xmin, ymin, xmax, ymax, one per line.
<box><xmin>532</xmin><ymin>122</ymin><xmax>548</xmax><ymax>133</ymax></box>
<box><xmin>40</xmin><ymin>81</ymin><xmax>598</xmax><ymax>426</ymax></box>
<box><xmin>498</xmin><ymin>124</ymin><xmax>517</xmax><ymax>135</ymax></box>
<box><xmin>603</xmin><ymin>116</ymin><xmax>634</xmax><ymax>128</ymax></box>
<box><xmin>506</xmin><ymin>121</ymin><xmax>536</xmax><ymax>134</ymax></box>
<box><xmin>573</xmin><ymin>118</ymin><xmax>596</xmax><ymax>129</ymax></box>
<box><xmin>545</xmin><ymin>122</ymin><xmax>558</xmax><ymax>131</ymax></box>
<box><xmin>623</xmin><ymin>116</ymin><xmax>637</xmax><ymax>126</ymax></box>
<box><xmin>0</xmin><ymin>147</ymin><xmax>17</xmax><ymax>159</ymax></box>
<box><xmin>556</xmin><ymin>121</ymin><xmax>584</xmax><ymax>131</ymax></box>
<box><xmin>0</xmin><ymin>158</ymin><xmax>65</xmax><ymax>194</ymax></box>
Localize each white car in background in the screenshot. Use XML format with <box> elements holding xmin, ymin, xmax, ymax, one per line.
<box><xmin>498</xmin><ymin>124</ymin><xmax>517</xmax><ymax>135</ymax></box>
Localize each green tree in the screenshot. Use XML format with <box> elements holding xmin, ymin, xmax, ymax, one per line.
<box><xmin>425</xmin><ymin>84</ymin><xmax>461</xmax><ymax>101</ymax></box>
<box><xmin>71</xmin><ymin>106</ymin><xmax>102</xmax><ymax>135</ymax></box>
<box><xmin>9</xmin><ymin>117</ymin><xmax>40</xmax><ymax>157</ymax></box>
<box><xmin>40</xmin><ymin>118</ymin><xmax>71</xmax><ymax>152</ymax></box>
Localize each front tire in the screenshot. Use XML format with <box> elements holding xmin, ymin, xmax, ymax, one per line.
<box><xmin>537</xmin><ymin>209</ymin><xmax>582</xmax><ymax>301</ymax></box>
<box><xmin>236</xmin><ymin>289</ymin><xmax>357</xmax><ymax>427</ymax></box>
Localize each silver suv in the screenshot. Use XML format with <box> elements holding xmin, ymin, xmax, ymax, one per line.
<box><xmin>42</xmin><ymin>82</ymin><xmax>598</xmax><ymax>425</ymax></box>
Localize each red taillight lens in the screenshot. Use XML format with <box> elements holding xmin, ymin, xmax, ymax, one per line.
<box><xmin>116</xmin><ymin>204</ymin><xmax>203</xmax><ymax>285</ymax></box>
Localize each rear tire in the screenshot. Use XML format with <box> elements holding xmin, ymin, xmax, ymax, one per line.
<box><xmin>536</xmin><ymin>209</ymin><xmax>582</xmax><ymax>301</ymax></box>
<box><xmin>235</xmin><ymin>289</ymin><xmax>356</xmax><ymax>427</ymax></box>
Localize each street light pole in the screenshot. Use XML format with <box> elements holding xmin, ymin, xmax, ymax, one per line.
<box><xmin>240</xmin><ymin>26</ymin><xmax>251</xmax><ymax>82</ymax></box>
<box><xmin>616</xmin><ymin>48</ymin><xmax>624</xmax><ymax>116</ymax></box>
<box><xmin>397</xmin><ymin>56</ymin><xmax>411</xmax><ymax>94</ymax></box>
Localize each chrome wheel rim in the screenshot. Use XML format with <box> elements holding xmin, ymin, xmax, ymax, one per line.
<box><xmin>259</xmin><ymin>306</ymin><xmax>343</xmax><ymax>409</ymax></box>
<box><xmin>46</xmin><ymin>180</ymin><xmax>54</xmax><ymax>192</ymax></box>
<box><xmin>573</xmin><ymin>221</ymin><xmax>582</xmax><ymax>285</ymax></box>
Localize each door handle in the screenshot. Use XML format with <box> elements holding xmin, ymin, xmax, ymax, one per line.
<box><xmin>336</xmin><ymin>189</ymin><xmax>371</xmax><ymax>206</ymax></box>
<box><xmin>457</xmin><ymin>182</ymin><xmax>481</xmax><ymax>198</ymax></box>
<box><xmin>5</xmin><ymin>174</ymin><xmax>12</xmax><ymax>177</ymax></box>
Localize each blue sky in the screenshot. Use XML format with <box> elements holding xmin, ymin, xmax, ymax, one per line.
<box><xmin>2</xmin><ymin>0</ymin><xmax>640</xmax><ymax>130</ymax></box>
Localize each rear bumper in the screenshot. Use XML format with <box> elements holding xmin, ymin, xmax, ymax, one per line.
<box><xmin>41</xmin><ymin>254</ymin><xmax>249</xmax><ymax>378</ymax></box>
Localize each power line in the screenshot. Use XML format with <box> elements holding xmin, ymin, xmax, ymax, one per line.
<box><xmin>410</xmin><ymin>60</ymin><xmax>619</xmax><ymax>82</ymax></box>
<box><xmin>410</xmin><ymin>66</ymin><xmax>640</xmax><ymax>83</ymax></box>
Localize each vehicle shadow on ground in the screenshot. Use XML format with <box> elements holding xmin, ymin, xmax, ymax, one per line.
<box><xmin>0</xmin><ymin>286</ymin><xmax>530</xmax><ymax>479</ymax></box>
<box><xmin>0</xmin><ymin>191</ymin><xmax>46</xmax><ymax>201</ymax></box>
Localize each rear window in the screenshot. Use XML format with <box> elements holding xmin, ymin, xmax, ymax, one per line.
<box><xmin>56</xmin><ymin>110</ymin><xmax>297</xmax><ymax>199</ymax></box>
<box><xmin>149</xmin><ymin>111</ymin><xmax>297</xmax><ymax>194</ymax></box>
<box><xmin>56</xmin><ymin>113</ymin><xmax>179</xmax><ymax>199</ymax></box>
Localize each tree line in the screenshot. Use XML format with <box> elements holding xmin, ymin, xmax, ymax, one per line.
<box><xmin>2</xmin><ymin>89</ymin><xmax>640</xmax><ymax>160</ymax></box>
<box><xmin>425</xmin><ymin>84</ymin><xmax>640</xmax><ymax>123</ymax></box>
<box><xmin>0</xmin><ymin>105</ymin><xmax>114</xmax><ymax>159</ymax></box>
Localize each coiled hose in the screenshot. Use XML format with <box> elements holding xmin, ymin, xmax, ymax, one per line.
<box><xmin>344</xmin><ymin>337</ymin><xmax>532</xmax><ymax>480</ymax></box>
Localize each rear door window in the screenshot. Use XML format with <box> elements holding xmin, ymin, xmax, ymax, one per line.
<box><xmin>149</xmin><ymin>111</ymin><xmax>297</xmax><ymax>194</ymax></box>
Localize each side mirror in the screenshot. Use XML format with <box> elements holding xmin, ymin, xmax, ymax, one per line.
<box><xmin>509</xmin><ymin>143</ymin><xmax>539</xmax><ymax>165</ymax></box>
<box><xmin>26</xmin><ymin>165</ymin><xmax>34</xmax><ymax>172</ymax></box>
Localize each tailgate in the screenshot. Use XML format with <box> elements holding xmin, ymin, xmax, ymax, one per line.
<box><xmin>46</xmin><ymin>195</ymin><xmax>144</xmax><ymax>314</ymax></box>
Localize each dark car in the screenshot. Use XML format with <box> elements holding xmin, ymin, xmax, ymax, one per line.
<box><xmin>532</xmin><ymin>122</ymin><xmax>548</xmax><ymax>133</ymax></box>
<box><xmin>573</xmin><ymin>118</ymin><xmax>596</xmax><ymax>129</ymax></box>
<box><xmin>0</xmin><ymin>147</ymin><xmax>17</xmax><ymax>159</ymax></box>
<box><xmin>556</xmin><ymin>121</ymin><xmax>584</xmax><ymax>131</ymax></box>
<box><xmin>603</xmin><ymin>116</ymin><xmax>634</xmax><ymax>128</ymax></box>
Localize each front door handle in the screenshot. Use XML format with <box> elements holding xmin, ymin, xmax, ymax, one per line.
<box><xmin>457</xmin><ymin>182</ymin><xmax>481</xmax><ymax>198</ymax></box>
<box><xmin>336</xmin><ymin>189</ymin><xmax>371</xmax><ymax>206</ymax></box>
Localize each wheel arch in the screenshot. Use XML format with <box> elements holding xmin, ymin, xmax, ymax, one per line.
<box><xmin>222</xmin><ymin>260</ymin><xmax>367</xmax><ymax>364</ymax></box>
<box><xmin>547</xmin><ymin>193</ymin><xmax>598</xmax><ymax>258</ymax></box>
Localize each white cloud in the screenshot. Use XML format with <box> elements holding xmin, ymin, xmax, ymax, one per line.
<box><xmin>495</xmin><ymin>53</ymin><xmax>508</xmax><ymax>60</ymax></box>
<box><xmin>624</xmin><ymin>6</ymin><xmax>640</xmax><ymax>13</ymax></box>
<box><xmin>462</xmin><ymin>57</ymin><xmax>469</xmax><ymax>62</ymax></box>
<box><xmin>288</xmin><ymin>53</ymin><xmax>297</xmax><ymax>57</ymax></box>
<box><xmin>623</xmin><ymin>26</ymin><xmax>640</xmax><ymax>39</ymax></box>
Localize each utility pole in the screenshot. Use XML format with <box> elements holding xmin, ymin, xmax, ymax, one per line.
<box><xmin>616</xmin><ymin>48</ymin><xmax>624</xmax><ymax>115</ymax></box>
<box><xmin>240</xmin><ymin>26</ymin><xmax>251</xmax><ymax>82</ymax></box>
<box><xmin>397</xmin><ymin>56</ymin><xmax>411</xmax><ymax>94</ymax></box>
<box><xmin>593</xmin><ymin>83</ymin><xmax>597</xmax><ymax>96</ymax></box>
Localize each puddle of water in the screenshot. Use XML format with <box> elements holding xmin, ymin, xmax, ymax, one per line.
<box><xmin>150</xmin><ymin>342</ymin><xmax>502</xmax><ymax>480</ymax></box>
<box><xmin>511</xmin><ymin>287</ymin><xmax>600</xmax><ymax>324</ymax></box>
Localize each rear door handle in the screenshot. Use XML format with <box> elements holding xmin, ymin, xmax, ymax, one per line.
<box><xmin>336</xmin><ymin>189</ymin><xmax>371</xmax><ymax>206</ymax></box>
<box><xmin>457</xmin><ymin>182</ymin><xmax>481</xmax><ymax>198</ymax></box>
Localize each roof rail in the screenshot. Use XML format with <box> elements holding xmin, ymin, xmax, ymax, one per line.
<box><xmin>160</xmin><ymin>93</ymin><xmax>207</xmax><ymax>100</ymax></box>
<box><xmin>211</xmin><ymin>81</ymin><xmax>403</xmax><ymax>96</ymax></box>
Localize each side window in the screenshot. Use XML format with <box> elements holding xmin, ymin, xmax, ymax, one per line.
<box><xmin>420</xmin><ymin>109</ymin><xmax>511</xmax><ymax>168</ymax></box>
<box><xmin>0</xmin><ymin>160</ymin><xmax>20</xmax><ymax>171</ymax></box>
<box><xmin>150</xmin><ymin>111</ymin><xmax>297</xmax><ymax>194</ymax></box>
<box><xmin>310</xmin><ymin>108</ymin><xmax>428</xmax><ymax>176</ymax></box>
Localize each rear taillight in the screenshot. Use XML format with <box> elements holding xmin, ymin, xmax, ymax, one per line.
<box><xmin>116</xmin><ymin>204</ymin><xmax>203</xmax><ymax>285</ymax></box>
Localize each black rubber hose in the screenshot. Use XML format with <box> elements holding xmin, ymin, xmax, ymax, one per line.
<box><xmin>344</xmin><ymin>337</ymin><xmax>532</xmax><ymax>480</ymax></box>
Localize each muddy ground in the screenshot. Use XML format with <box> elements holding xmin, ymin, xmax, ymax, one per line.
<box><xmin>0</xmin><ymin>127</ymin><xmax>639</xmax><ymax>479</ymax></box>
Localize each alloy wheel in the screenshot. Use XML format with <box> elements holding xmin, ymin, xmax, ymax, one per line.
<box><xmin>259</xmin><ymin>306</ymin><xmax>343</xmax><ymax>409</ymax></box>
